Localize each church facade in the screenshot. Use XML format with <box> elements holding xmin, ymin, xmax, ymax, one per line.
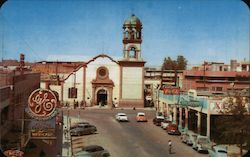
<box><xmin>43</xmin><ymin>14</ymin><xmax>146</xmax><ymax>108</ymax></box>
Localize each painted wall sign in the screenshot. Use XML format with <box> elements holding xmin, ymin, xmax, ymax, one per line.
<box><xmin>27</xmin><ymin>88</ymin><xmax>57</xmax><ymax>120</ymax></box>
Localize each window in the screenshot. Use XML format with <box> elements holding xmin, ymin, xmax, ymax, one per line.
<box><xmin>68</xmin><ymin>87</ymin><xmax>77</xmax><ymax>98</ymax></box>
<box><xmin>216</xmin><ymin>87</ymin><xmax>223</xmax><ymax>91</ymax></box>
<box><xmin>129</xmin><ymin>47</ymin><xmax>136</xmax><ymax>58</ymax></box>
<box><xmin>125</xmin><ymin>31</ymin><xmax>129</xmax><ymax>38</ymax></box>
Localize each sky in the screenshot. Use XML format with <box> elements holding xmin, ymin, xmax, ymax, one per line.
<box><xmin>0</xmin><ymin>0</ymin><xmax>249</xmax><ymax>67</ymax></box>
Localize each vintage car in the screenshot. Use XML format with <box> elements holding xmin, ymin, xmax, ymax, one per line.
<box><xmin>136</xmin><ymin>112</ymin><xmax>147</xmax><ymax>122</ymax></box>
<box><xmin>208</xmin><ymin>145</ymin><xmax>228</xmax><ymax>157</ymax></box>
<box><xmin>166</xmin><ymin>124</ymin><xmax>181</xmax><ymax>135</ymax></box>
<box><xmin>115</xmin><ymin>113</ymin><xmax>129</xmax><ymax>122</ymax></box>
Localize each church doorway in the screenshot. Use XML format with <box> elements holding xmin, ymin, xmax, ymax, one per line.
<box><xmin>97</xmin><ymin>89</ymin><xmax>107</xmax><ymax>106</ymax></box>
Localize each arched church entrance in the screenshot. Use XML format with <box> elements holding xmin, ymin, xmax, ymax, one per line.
<box><xmin>97</xmin><ymin>89</ymin><xmax>107</xmax><ymax>106</ymax></box>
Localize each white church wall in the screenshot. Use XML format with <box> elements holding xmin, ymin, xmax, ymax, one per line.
<box><xmin>49</xmin><ymin>85</ymin><xmax>61</xmax><ymax>100</ymax></box>
<box><xmin>85</xmin><ymin>57</ymin><xmax>120</xmax><ymax>103</ymax></box>
<box><xmin>63</xmin><ymin>67</ymin><xmax>84</xmax><ymax>103</ymax></box>
<box><xmin>122</xmin><ymin>67</ymin><xmax>143</xmax><ymax>99</ymax></box>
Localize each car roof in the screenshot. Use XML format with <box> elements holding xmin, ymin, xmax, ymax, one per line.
<box><xmin>117</xmin><ymin>113</ymin><xmax>126</xmax><ymax>115</ymax></box>
<box><xmin>82</xmin><ymin>145</ymin><xmax>104</xmax><ymax>151</ymax></box>
<box><xmin>137</xmin><ymin>112</ymin><xmax>145</xmax><ymax>115</ymax></box>
<box><xmin>213</xmin><ymin>145</ymin><xmax>227</xmax><ymax>152</ymax></box>
<box><xmin>75</xmin><ymin>151</ymin><xmax>92</xmax><ymax>157</ymax></box>
<box><xmin>156</xmin><ymin>116</ymin><xmax>164</xmax><ymax>119</ymax></box>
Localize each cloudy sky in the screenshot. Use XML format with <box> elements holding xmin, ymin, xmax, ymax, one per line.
<box><xmin>0</xmin><ymin>0</ymin><xmax>249</xmax><ymax>66</ymax></box>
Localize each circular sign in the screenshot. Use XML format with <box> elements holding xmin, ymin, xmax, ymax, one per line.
<box><xmin>28</xmin><ymin>88</ymin><xmax>57</xmax><ymax>120</ymax></box>
<box><xmin>4</xmin><ymin>150</ymin><xmax>24</xmax><ymax>157</ymax></box>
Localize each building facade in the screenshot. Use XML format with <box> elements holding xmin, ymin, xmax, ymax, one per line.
<box><xmin>40</xmin><ymin>14</ymin><xmax>145</xmax><ymax>108</ymax></box>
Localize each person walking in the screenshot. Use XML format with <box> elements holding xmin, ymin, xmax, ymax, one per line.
<box><xmin>168</xmin><ymin>140</ymin><xmax>172</xmax><ymax>154</ymax></box>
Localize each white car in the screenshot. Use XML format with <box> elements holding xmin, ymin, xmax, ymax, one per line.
<box><xmin>115</xmin><ymin>113</ymin><xmax>128</xmax><ymax>122</ymax></box>
<box><xmin>192</xmin><ymin>135</ymin><xmax>211</xmax><ymax>153</ymax></box>
<box><xmin>186</xmin><ymin>132</ymin><xmax>198</xmax><ymax>146</ymax></box>
<box><xmin>161</xmin><ymin>119</ymin><xmax>171</xmax><ymax>129</ymax></box>
<box><xmin>208</xmin><ymin>145</ymin><xmax>228</xmax><ymax>157</ymax></box>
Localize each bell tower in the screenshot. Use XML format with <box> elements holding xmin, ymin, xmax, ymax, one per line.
<box><xmin>122</xmin><ymin>14</ymin><xmax>143</xmax><ymax>61</ymax></box>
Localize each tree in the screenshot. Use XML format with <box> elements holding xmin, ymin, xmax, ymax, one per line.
<box><xmin>215</xmin><ymin>92</ymin><xmax>250</xmax><ymax>156</ymax></box>
<box><xmin>162</xmin><ymin>57</ymin><xmax>173</xmax><ymax>70</ymax></box>
<box><xmin>162</xmin><ymin>56</ymin><xmax>187</xmax><ymax>70</ymax></box>
<box><xmin>176</xmin><ymin>55</ymin><xmax>187</xmax><ymax>70</ymax></box>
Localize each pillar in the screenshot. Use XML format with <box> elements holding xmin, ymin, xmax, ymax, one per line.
<box><xmin>197</xmin><ymin>111</ymin><xmax>201</xmax><ymax>134</ymax></box>
<box><xmin>178</xmin><ymin>107</ymin><xmax>183</xmax><ymax>130</ymax></box>
<box><xmin>207</xmin><ymin>102</ymin><xmax>211</xmax><ymax>137</ymax></box>
<box><xmin>185</xmin><ymin>108</ymin><xmax>189</xmax><ymax>130</ymax></box>
<box><xmin>173</xmin><ymin>105</ymin><xmax>177</xmax><ymax>124</ymax></box>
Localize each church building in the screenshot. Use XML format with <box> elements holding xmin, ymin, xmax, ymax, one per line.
<box><xmin>41</xmin><ymin>14</ymin><xmax>146</xmax><ymax>108</ymax></box>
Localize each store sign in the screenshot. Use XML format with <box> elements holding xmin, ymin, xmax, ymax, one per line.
<box><xmin>210</xmin><ymin>102</ymin><xmax>230</xmax><ymax>113</ymax></box>
<box><xmin>30</xmin><ymin>129</ymin><xmax>56</xmax><ymax>139</ymax></box>
<box><xmin>4</xmin><ymin>150</ymin><xmax>24</xmax><ymax>157</ymax></box>
<box><xmin>27</xmin><ymin>88</ymin><xmax>57</xmax><ymax>120</ymax></box>
<box><xmin>163</xmin><ymin>87</ymin><xmax>180</xmax><ymax>95</ymax></box>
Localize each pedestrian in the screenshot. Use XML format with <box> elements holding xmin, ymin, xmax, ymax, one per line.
<box><xmin>64</xmin><ymin>127</ymin><xmax>68</xmax><ymax>138</ymax></box>
<box><xmin>168</xmin><ymin>140</ymin><xmax>172</xmax><ymax>154</ymax></box>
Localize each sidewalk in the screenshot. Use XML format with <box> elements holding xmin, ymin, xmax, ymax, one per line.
<box><xmin>62</xmin><ymin>114</ymin><xmax>82</xmax><ymax>157</ymax></box>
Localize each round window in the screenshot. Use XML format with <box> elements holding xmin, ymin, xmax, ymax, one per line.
<box><xmin>98</xmin><ymin>67</ymin><xmax>108</xmax><ymax>79</ymax></box>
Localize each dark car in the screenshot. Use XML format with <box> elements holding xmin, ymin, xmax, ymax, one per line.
<box><xmin>70</xmin><ymin>124</ymin><xmax>97</xmax><ymax>136</ymax></box>
<box><xmin>166</xmin><ymin>124</ymin><xmax>181</xmax><ymax>135</ymax></box>
<box><xmin>79</xmin><ymin>145</ymin><xmax>110</xmax><ymax>157</ymax></box>
<box><xmin>70</xmin><ymin>121</ymin><xmax>90</xmax><ymax>129</ymax></box>
<box><xmin>153</xmin><ymin>116</ymin><xmax>165</xmax><ymax>126</ymax></box>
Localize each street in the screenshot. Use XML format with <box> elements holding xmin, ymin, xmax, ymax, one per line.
<box><xmin>65</xmin><ymin>108</ymin><xmax>208</xmax><ymax>157</ymax></box>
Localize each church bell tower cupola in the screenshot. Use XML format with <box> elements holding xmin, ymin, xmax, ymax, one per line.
<box><xmin>123</xmin><ymin>14</ymin><xmax>143</xmax><ymax>61</ymax></box>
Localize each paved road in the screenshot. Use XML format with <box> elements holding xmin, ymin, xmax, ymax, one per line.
<box><xmin>66</xmin><ymin>108</ymin><xmax>208</xmax><ymax>157</ymax></box>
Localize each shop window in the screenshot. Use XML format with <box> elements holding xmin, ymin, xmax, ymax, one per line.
<box><xmin>68</xmin><ymin>87</ymin><xmax>77</xmax><ymax>98</ymax></box>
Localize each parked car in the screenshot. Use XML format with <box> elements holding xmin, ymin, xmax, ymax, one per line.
<box><xmin>115</xmin><ymin>113</ymin><xmax>128</xmax><ymax>122</ymax></box>
<box><xmin>153</xmin><ymin>116</ymin><xmax>165</xmax><ymax>126</ymax></box>
<box><xmin>166</xmin><ymin>124</ymin><xmax>181</xmax><ymax>135</ymax></box>
<box><xmin>70</xmin><ymin>124</ymin><xmax>97</xmax><ymax>136</ymax></box>
<box><xmin>161</xmin><ymin>119</ymin><xmax>172</xmax><ymax>129</ymax></box>
<box><xmin>181</xmin><ymin>132</ymin><xmax>188</xmax><ymax>143</ymax></box>
<box><xmin>208</xmin><ymin>145</ymin><xmax>228</xmax><ymax>157</ymax></box>
<box><xmin>186</xmin><ymin>132</ymin><xmax>198</xmax><ymax>146</ymax></box>
<box><xmin>136</xmin><ymin>112</ymin><xmax>147</xmax><ymax>122</ymax></box>
<box><xmin>192</xmin><ymin>135</ymin><xmax>211</xmax><ymax>153</ymax></box>
<box><xmin>70</xmin><ymin>121</ymin><xmax>90</xmax><ymax>129</ymax></box>
<box><xmin>76</xmin><ymin>145</ymin><xmax>110</xmax><ymax>157</ymax></box>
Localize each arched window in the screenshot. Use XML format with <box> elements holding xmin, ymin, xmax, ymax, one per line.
<box><xmin>125</xmin><ymin>31</ymin><xmax>129</xmax><ymax>38</ymax></box>
<box><xmin>129</xmin><ymin>47</ymin><xmax>136</xmax><ymax>58</ymax></box>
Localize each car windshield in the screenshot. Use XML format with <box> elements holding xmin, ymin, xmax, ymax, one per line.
<box><xmin>218</xmin><ymin>150</ymin><xmax>227</xmax><ymax>153</ymax></box>
<box><xmin>198</xmin><ymin>138</ymin><xmax>209</xmax><ymax>144</ymax></box>
<box><xmin>118</xmin><ymin>113</ymin><xmax>126</xmax><ymax>116</ymax></box>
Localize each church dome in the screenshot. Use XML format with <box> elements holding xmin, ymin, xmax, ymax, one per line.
<box><xmin>124</xmin><ymin>14</ymin><xmax>142</xmax><ymax>26</ymax></box>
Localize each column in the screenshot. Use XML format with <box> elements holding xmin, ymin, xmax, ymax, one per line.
<box><xmin>197</xmin><ymin>111</ymin><xmax>201</xmax><ymax>134</ymax></box>
<box><xmin>173</xmin><ymin>105</ymin><xmax>177</xmax><ymax>124</ymax></box>
<box><xmin>178</xmin><ymin>107</ymin><xmax>183</xmax><ymax>131</ymax></box>
<box><xmin>207</xmin><ymin>102</ymin><xmax>211</xmax><ymax>137</ymax></box>
<box><xmin>185</xmin><ymin>108</ymin><xmax>189</xmax><ymax>131</ymax></box>
<box><xmin>92</xmin><ymin>87</ymin><xmax>95</xmax><ymax>106</ymax></box>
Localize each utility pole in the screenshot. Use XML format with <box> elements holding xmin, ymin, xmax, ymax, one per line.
<box><xmin>203</xmin><ymin>61</ymin><xmax>206</xmax><ymax>90</ymax></box>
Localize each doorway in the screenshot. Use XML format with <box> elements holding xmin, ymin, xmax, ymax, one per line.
<box><xmin>97</xmin><ymin>89</ymin><xmax>107</xmax><ymax>106</ymax></box>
